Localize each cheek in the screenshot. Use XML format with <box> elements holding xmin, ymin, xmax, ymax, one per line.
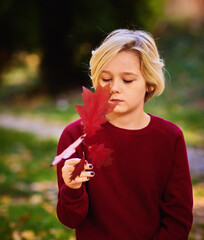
<box><xmin>137</xmin><ymin>82</ymin><xmax>147</xmax><ymax>94</ymax></box>
<box><xmin>98</xmin><ymin>79</ymin><xmax>105</xmax><ymax>87</ymax></box>
<box><xmin>129</xmin><ymin>85</ymin><xmax>147</xmax><ymax>99</ymax></box>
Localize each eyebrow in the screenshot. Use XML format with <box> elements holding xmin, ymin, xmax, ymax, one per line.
<box><xmin>122</xmin><ymin>72</ymin><xmax>138</xmax><ymax>76</ymax></box>
<box><xmin>101</xmin><ymin>70</ymin><xmax>138</xmax><ymax>76</ymax></box>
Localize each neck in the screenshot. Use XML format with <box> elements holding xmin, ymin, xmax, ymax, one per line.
<box><xmin>106</xmin><ymin>109</ymin><xmax>150</xmax><ymax>130</ymax></box>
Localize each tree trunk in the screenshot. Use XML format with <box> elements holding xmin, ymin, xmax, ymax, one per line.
<box><xmin>39</xmin><ymin>0</ymin><xmax>82</xmax><ymax>95</ymax></box>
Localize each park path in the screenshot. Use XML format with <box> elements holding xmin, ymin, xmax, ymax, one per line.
<box><xmin>0</xmin><ymin>113</ymin><xmax>204</xmax><ymax>176</ymax></box>
<box><xmin>0</xmin><ymin>113</ymin><xmax>64</xmax><ymax>139</ymax></box>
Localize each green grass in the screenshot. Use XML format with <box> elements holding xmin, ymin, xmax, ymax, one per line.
<box><xmin>144</xmin><ymin>28</ymin><xmax>204</xmax><ymax>147</ymax></box>
<box><xmin>144</xmin><ymin>96</ymin><xmax>204</xmax><ymax>147</ymax></box>
<box><xmin>0</xmin><ymin>93</ymin><xmax>82</xmax><ymax>125</ymax></box>
<box><xmin>0</xmin><ymin>127</ymin><xmax>75</xmax><ymax>240</ymax></box>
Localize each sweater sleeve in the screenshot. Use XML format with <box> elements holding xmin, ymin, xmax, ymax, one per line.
<box><xmin>153</xmin><ymin>130</ymin><xmax>193</xmax><ymax>240</ymax></box>
<box><xmin>56</xmin><ymin>127</ymin><xmax>89</xmax><ymax>229</ymax></box>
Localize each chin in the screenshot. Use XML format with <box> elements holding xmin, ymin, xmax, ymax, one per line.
<box><xmin>113</xmin><ymin>109</ymin><xmax>126</xmax><ymax>114</ymax></box>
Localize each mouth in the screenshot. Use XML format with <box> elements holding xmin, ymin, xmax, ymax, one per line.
<box><xmin>110</xmin><ymin>99</ymin><xmax>124</xmax><ymax>104</ymax></box>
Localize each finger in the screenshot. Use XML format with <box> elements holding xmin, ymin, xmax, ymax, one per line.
<box><xmin>80</xmin><ymin>171</ymin><xmax>95</xmax><ymax>178</ymax></box>
<box><xmin>62</xmin><ymin>164</ymin><xmax>75</xmax><ymax>172</ymax></box>
<box><xmin>84</xmin><ymin>163</ymin><xmax>93</xmax><ymax>170</ymax></box>
<box><xmin>64</xmin><ymin>158</ymin><xmax>81</xmax><ymax>166</ymax></box>
<box><xmin>75</xmin><ymin>176</ymin><xmax>92</xmax><ymax>183</ymax></box>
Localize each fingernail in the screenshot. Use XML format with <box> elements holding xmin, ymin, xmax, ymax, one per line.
<box><xmin>89</xmin><ymin>164</ymin><xmax>93</xmax><ymax>168</ymax></box>
<box><xmin>91</xmin><ymin>172</ymin><xmax>95</xmax><ymax>176</ymax></box>
<box><xmin>85</xmin><ymin>160</ymin><xmax>88</xmax><ymax>164</ymax></box>
<box><xmin>87</xmin><ymin>177</ymin><xmax>91</xmax><ymax>179</ymax></box>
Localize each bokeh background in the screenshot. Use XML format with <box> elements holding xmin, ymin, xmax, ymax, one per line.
<box><xmin>0</xmin><ymin>0</ymin><xmax>204</xmax><ymax>239</ymax></box>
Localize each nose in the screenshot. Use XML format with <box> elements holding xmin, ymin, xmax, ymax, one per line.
<box><xmin>110</xmin><ymin>79</ymin><xmax>121</xmax><ymax>93</ymax></box>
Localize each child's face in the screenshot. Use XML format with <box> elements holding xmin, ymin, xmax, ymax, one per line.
<box><xmin>99</xmin><ymin>51</ymin><xmax>147</xmax><ymax>117</ymax></box>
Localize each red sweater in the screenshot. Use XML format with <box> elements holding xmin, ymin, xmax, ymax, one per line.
<box><xmin>56</xmin><ymin>114</ymin><xmax>193</xmax><ymax>240</ymax></box>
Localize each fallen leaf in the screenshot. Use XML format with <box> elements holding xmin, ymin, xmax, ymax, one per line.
<box><xmin>21</xmin><ymin>230</ymin><xmax>35</xmax><ymax>240</ymax></box>
<box><xmin>29</xmin><ymin>194</ymin><xmax>43</xmax><ymax>205</ymax></box>
<box><xmin>49</xmin><ymin>229</ymin><xmax>63</xmax><ymax>237</ymax></box>
<box><xmin>12</xmin><ymin>230</ymin><xmax>21</xmax><ymax>240</ymax></box>
<box><xmin>1</xmin><ymin>195</ymin><xmax>11</xmax><ymax>204</ymax></box>
<box><xmin>43</xmin><ymin>203</ymin><xmax>55</xmax><ymax>214</ymax></box>
<box><xmin>38</xmin><ymin>231</ymin><xmax>47</xmax><ymax>237</ymax></box>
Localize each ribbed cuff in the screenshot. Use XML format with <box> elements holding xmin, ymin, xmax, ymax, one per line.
<box><xmin>61</xmin><ymin>184</ymin><xmax>83</xmax><ymax>200</ymax></box>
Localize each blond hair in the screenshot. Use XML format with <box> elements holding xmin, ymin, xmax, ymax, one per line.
<box><xmin>89</xmin><ymin>29</ymin><xmax>165</xmax><ymax>102</ymax></box>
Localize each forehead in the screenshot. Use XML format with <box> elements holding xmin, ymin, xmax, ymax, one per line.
<box><xmin>101</xmin><ymin>51</ymin><xmax>140</xmax><ymax>73</ymax></box>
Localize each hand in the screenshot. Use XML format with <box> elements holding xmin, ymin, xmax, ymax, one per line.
<box><xmin>62</xmin><ymin>158</ymin><xmax>95</xmax><ymax>189</ymax></box>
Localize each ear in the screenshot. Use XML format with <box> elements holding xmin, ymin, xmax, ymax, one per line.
<box><xmin>146</xmin><ymin>85</ymin><xmax>154</xmax><ymax>92</ymax></box>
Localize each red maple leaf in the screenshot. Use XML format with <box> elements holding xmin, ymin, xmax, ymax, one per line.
<box><xmin>88</xmin><ymin>144</ymin><xmax>113</xmax><ymax>169</ymax></box>
<box><xmin>70</xmin><ymin>155</ymin><xmax>85</xmax><ymax>181</ymax></box>
<box><xmin>75</xmin><ymin>84</ymin><xmax>115</xmax><ymax>138</ymax></box>
<box><xmin>51</xmin><ymin>84</ymin><xmax>115</xmax><ymax>175</ymax></box>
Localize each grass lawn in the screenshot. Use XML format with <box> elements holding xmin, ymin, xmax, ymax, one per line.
<box><xmin>0</xmin><ymin>127</ymin><xmax>204</xmax><ymax>240</ymax></box>
<box><xmin>0</xmin><ymin>127</ymin><xmax>75</xmax><ymax>240</ymax></box>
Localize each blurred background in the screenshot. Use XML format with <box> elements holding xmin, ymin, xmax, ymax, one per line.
<box><xmin>0</xmin><ymin>0</ymin><xmax>203</xmax><ymax>239</ymax></box>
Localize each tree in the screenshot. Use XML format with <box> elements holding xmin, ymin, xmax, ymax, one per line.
<box><xmin>0</xmin><ymin>0</ymin><xmax>166</xmax><ymax>95</ymax></box>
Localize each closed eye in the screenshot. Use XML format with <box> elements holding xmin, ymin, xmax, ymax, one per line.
<box><xmin>123</xmin><ymin>80</ymin><xmax>133</xmax><ymax>83</ymax></box>
<box><xmin>102</xmin><ymin>79</ymin><xmax>112</xmax><ymax>82</ymax></box>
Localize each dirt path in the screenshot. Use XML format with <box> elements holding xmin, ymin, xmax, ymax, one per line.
<box><xmin>0</xmin><ymin>113</ymin><xmax>203</xmax><ymax>176</ymax></box>
<box><xmin>0</xmin><ymin>113</ymin><xmax>64</xmax><ymax>139</ymax></box>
